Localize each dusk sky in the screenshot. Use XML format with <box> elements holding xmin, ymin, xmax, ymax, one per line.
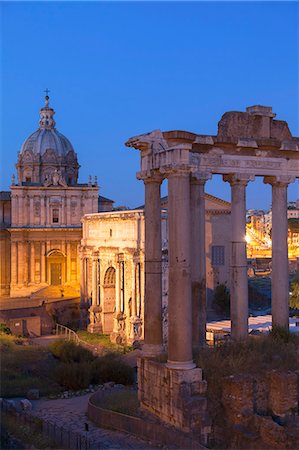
<box><xmin>1</xmin><ymin>1</ymin><xmax>298</xmax><ymax>209</ymax></box>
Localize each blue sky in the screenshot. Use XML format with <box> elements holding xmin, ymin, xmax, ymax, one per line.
<box><xmin>1</xmin><ymin>1</ymin><xmax>298</xmax><ymax>208</ymax></box>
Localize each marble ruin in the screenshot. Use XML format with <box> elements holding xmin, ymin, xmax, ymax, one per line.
<box><xmin>125</xmin><ymin>105</ymin><xmax>299</xmax><ymax>437</ymax></box>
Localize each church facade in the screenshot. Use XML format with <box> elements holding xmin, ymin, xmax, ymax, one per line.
<box><xmin>0</xmin><ymin>96</ymin><xmax>113</xmax><ymax>298</ymax></box>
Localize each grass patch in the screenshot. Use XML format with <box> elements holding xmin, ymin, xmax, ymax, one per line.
<box><xmin>77</xmin><ymin>331</ymin><xmax>114</xmax><ymax>347</ymax></box>
<box><xmin>196</xmin><ymin>333</ymin><xmax>299</xmax><ymax>426</ymax></box>
<box><xmin>76</xmin><ymin>331</ymin><xmax>133</xmax><ymax>353</ymax></box>
<box><xmin>1</xmin><ymin>412</ymin><xmax>57</xmax><ymax>449</ymax></box>
<box><xmin>93</xmin><ymin>389</ymin><xmax>139</xmax><ymax>417</ymax></box>
<box><xmin>0</xmin><ymin>334</ymin><xmax>62</xmax><ymax>398</ymax></box>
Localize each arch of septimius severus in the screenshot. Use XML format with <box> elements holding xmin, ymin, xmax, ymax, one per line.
<box><xmin>125</xmin><ymin>106</ymin><xmax>298</xmax><ymax>437</ymax></box>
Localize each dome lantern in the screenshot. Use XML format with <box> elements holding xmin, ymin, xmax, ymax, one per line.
<box><xmin>39</xmin><ymin>93</ymin><xmax>56</xmax><ymax>129</ymax></box>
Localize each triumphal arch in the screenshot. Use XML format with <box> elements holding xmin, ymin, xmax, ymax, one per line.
<box><xmin>126</xmin><ymin>106</ymin><xmax>299</xmax><ymax>440</ymax></box>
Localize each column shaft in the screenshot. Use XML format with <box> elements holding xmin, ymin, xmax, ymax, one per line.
<box><xmin>225</xmin><ymin>175</ymin><xmax>250</xmax><ymax>340</ymax></box>
<box><xmin>144</xmin><ymin>178</ymin><xmax>163</xmax><ymax>355</ymax></box>
<box><xmin>167</xmin><ymin>172</ymin><xmax>195</xmax><ymax>369</ymax></box>
<box><xmin>190</xmin><ymin>176</ymin><xmax>208</xmax><ymax>348</ymax></box>
<box><xmin>132</xmin><ymin>262</ymin><xmax>136</xmax><ymax>317</ymax></box>
<box><xmin>91</xmin><ymin>258</ymin><xmax>98</xmax><ymax>306</ymax></box>
<box><xmin>80</xmin><ymin>256</ymin><xmax>85</xmax><ymax>305</ymax></box>
<box><xmin>115</xmin><ymin>262</ymin><xmax>120</xmax><ymax>313</ymax></box>
<box><xmin>271</xmin><ymin>183</ymin><xmax>289</xmax><ymax>328</ymax></box>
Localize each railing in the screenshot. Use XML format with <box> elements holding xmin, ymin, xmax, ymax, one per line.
<box><xmin>1</xmin><ymin>400</ymin><xmax>95</xmax><ymax>450</ymax></box>
<box><xmin>55</xmin><ymin>323</ymin><xmax>105</xmax><ymax>355</ymax></box>
<box><xmin>55</xmin><ymin>323</ymin><xmax>80</xmax><ymax>344</ymax></box>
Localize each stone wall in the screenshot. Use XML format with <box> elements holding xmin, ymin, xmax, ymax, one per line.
<box><xmin>219</xmin><ymin>371</ymin><xmax>299</xmax><ymax>449</ymax></box>
<box><xmin>137</xmin><ymin>357</ymin><xmax>211</xmax><ymax>446</ymax></box>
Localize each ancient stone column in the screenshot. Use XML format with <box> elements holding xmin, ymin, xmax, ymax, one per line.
<box><xmin>167</xmin><ymin>169</ymin><xmax>195</xmax><ymax>369</ymax></box>
<box><xmin>223</xmin><ymin>174</ymin><xmax>254</xmax><ymax>340</ymax></box>
<box><xmin>264</xmin><ymin>176</ymin><xmax>294</xmax><ymax>329</ymax></box>
<box><xmin>91</xmin><ymin>255</ymin><xmax>99</xmax><ymax>306</ymax></box>
<box><xmin>190</xmin><ymin>173</ymin><xmax>211</xmax><ymax>348</ymax></box>
<box><xmin>131</xmin><ymin>262</ymin><xmax>137</xmax><ymax>317</ymax></box>
<box><xmin>80</xmin><ymin>255</ymin><xmax>85</xmax><ymax>306</ymax></box>
<box><xmin>143</xmin><ymin>173</ymin><xmax>164</xmax><ymax>356</ymax></box>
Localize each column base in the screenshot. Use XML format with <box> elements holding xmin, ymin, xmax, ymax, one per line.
<box><xmin>88</xmin><ymin>305</ymin><xmax>102</xmax><ymax>334</ymax></box>
<box><xmin>166</xmin><ymin>360</ymin><xmax>196</xmax><ymax>370</ymax></box>
<box><xmin>138</xmin><ymin>357</ymin><xmax>210</xmax><ymax>445</ymax></box>
<box><xmin>143</xmin><ymin>343</ymin><xmax>164</xmax><ymax>357</ymax></box>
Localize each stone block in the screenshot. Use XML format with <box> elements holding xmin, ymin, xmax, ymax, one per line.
<box><xmin>191</xmin><ymin>380</ymin><xmax>207</xmax><ymax>396</ymax></box>
<box><xmin>269</xmin><ymin>371</ymin><xmax>298</xmax><ymax>417</ymax></box>
<box><xmin>20</xmin><ymin>399</ymin><xmax>32</xmax><ymax>411</ymax></box>
<box><xmin>259</xmin><ymin>416</ymin><xmax>287</xmax><ymax>449</ymax></box>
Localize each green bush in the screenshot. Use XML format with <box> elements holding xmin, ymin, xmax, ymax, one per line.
<box><xmin>49</xmin><ymin>340</ymin><xmax>95</xmax><ymax>363</ymax></box>
<box><xmin>54</xmin><ymin>362</ymin><xmax>92</xmax><ymax>390</ymax></box>
<box><xmin>0</xmin><ymin>323</ymin><xmax>12</xmax><ymax>335</ymax></box>
<box><xmin>91</xmin><ymin>353</ymin><xmax>134</xmax><ymax>385</ymax></box>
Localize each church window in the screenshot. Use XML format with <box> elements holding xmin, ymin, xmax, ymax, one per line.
<box><xmin>109</xmin><ymin>229</ymin><xmax>112</xmax><ymax>237</ymax></box>
<box><xmin>25</xmin><ymin>176</ymin><xmax>31</xmax><ymax>182</ymax></box>
<box><xmin>52</xmin><ymin>208</ymin><xmax>59</xmax><ymax>223</ymax></box>
<box><xmin>212</xmin><ymin>245</ymin><xmax>225</xmax><ymax>266</ymax></box>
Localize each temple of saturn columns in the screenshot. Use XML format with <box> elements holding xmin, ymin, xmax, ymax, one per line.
<box><xmin>125</xmin><ymin>105</ymin><xmax>299</xmax><ymax>436</ymax></box>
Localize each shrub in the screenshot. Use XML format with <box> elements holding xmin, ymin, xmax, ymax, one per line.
<box><xmin>54</xmin><ymin>362</ymin><xmax>92</xmax><ymax>390</ymax></box>
<box><xmin>0</xmin><ymin>323</ymin><xmax>12</xmax><ymax>335</ymax></box>
<box><xmin>212</xmin><ymin>284</ymin><xmax>230</xmax><ymax>315</ymax></box>
<box><xmin>91</xmin><ymin>353</ymin><xmax>134</xmax><ymax>385</ymax></box>
<box><xmin>49</xmin><ymin>340</ymin><xmax>95</xmax><ymax>363</ymax></box>
<box><xmin>269</xmin><ymin>325</ymin><xmax>298</xmax><ymax>344</ymax></box>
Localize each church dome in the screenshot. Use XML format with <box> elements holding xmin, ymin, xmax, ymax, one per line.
<box><xmin>16</xmin><ymin>94</ymin><xmax>80</xmax><ymax>186</ymax></box>
<box><xmin>20</xmin><ymin>128</ymin><xmax>75</xmax><ymax>157</ymax></box>
<box><xmin>20</xmin><ymin>96</ymin><xmax>75</xmax><ymax>157</ymax></box>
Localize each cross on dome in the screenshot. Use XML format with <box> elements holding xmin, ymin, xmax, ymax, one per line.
<box><xmin>44</xmin><ymin>88</ymin><xmax>50</xmax><ymax>107</ymax></box>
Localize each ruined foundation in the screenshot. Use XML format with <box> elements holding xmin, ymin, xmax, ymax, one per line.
<box><xmin>137</xmin><ymin>357</ymin><xmax>211</xmax><ymax>445</ymax></box>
